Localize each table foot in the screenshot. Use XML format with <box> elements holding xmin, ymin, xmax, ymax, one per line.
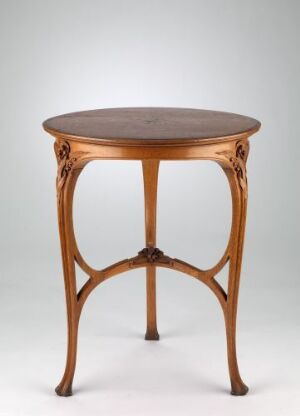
<box><xmin>231</xmin><ymin>382</ymin><xmax>249</xmax><ymax>396</ymax></box>
<box><xmin>55</xmin><ymin>383</ymin><xmax>73</xmax><ymax>397</ymax></box>
<box><xmin>145</xmin><ymin>330</ymin><xmax>160</xmax><ymax>341</ymax></box>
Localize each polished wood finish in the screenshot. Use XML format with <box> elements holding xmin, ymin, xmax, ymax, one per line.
<box><xmin>43</xmin><ymin>107</ymin><xmax>260</xmax><ymax>145</ymax></box>
<box><xmin>43</xmin><ymin>107</ymin><xmax>261</xmax><ymax>397</ymax></box>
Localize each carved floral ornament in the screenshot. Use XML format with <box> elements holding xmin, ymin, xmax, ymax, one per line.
<box><xmin>54</xmin><ymin>140</ymin><xmax>84</xmax><ymax>199</ymax></box>
<box><xmin>217</xmin><ymin>140</ymin><xmax>249</xmax><ymax>195</ymax></box>
<box><xmin>131</xmin><ymin>247</ymin><xmax>173</xmax><ymax>266</ymax></box>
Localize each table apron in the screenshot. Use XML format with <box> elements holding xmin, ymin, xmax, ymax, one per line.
<box><xmin>67</xmin><ymin>139</ymin><xmax>247</xmax><ymax>161</ymax></box>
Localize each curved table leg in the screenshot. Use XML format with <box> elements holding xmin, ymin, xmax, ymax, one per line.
<box><xmin>53</xmin><ymin>141</ymin><xmax>87</xmax><ymax>396</ymax></box>
<box><xmin>142</xmin><ymin>160</ymin><xmax>160</xmax><ymax>340</ymax></box>
<box><xmin>219</xmin><ymin>140</ymin><xmax>249</xmax><ymax>395</ymax></box>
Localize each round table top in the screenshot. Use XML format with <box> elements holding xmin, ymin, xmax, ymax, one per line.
<box><xmin>43</xmin><ymin>107</ymin><xmax>260</xmax><ymax>145</ymax></box>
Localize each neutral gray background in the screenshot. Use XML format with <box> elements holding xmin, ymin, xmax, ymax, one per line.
<box><xmin>0</xmin><ymin>1</ymin><xmax>299</xmax><ymax>415</ymax></box>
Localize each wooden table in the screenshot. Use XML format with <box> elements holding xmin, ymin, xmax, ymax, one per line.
<box><xmin>43</xmin><ymin>107</ymin><xmax>260</xmax><ymax>396</ymax></box>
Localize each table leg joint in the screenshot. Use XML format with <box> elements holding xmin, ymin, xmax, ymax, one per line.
<box><xmin>131</xmin><ymin>247</ymin><xmax>173</xmax><ymax>265</ymax></box>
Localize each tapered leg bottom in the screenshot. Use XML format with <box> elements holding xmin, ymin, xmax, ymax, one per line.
<box><xmin>145</xmin><ymin>330</ymin><xmax>160</xmax><ymax>341</ymax></box>
<box><xmin>231</xmin><ymin>381</ymin><xmax>249</xmax><ymax>396</ymax></box>
<box><xmin>55</xmin><ymin>382</ymin><xmax>73</xmax><ymax>397</ymax></box>
<box><xmin>145</xmin><ymin>265</ymin><xmax>159</xmax><ymax>341</ymax></box>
